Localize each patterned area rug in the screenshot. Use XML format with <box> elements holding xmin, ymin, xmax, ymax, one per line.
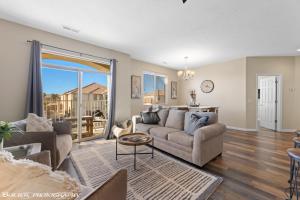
<box><xmin>70</xmin><ymin>140</ymin><xmax>222</xmax><ymax>200</ymax></box>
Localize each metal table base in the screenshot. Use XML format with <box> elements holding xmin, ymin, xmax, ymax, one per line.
<box><xmin>116</xmin><ymin>139</ymin><xmax>154</xmax><ymax>170</ymax></box>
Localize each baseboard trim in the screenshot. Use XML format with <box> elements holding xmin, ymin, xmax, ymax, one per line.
<box><xmin>226</xmin><ymin>126</ymin><xmax>257</xmax><ymax>132</ymax></box>
<box><xmin>278</xmin><ymin>129</ymin><xmax>297</xmax><ymax>133</ymax></box>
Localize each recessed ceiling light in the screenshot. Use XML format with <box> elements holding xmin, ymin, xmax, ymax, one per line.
<box><xmin>163</xmin><ymin>61</ymin><xmax>168</xmax><ymax>65</ymax></box>
<box><xmin>297</xmin><ymin>49</ymin><xmax>300</xmax><ymax>52</ymax></box>
<box><xmin>62</xmin><ymin>25</ymin><xmax>80</xmax><ymax>33</ymax></box>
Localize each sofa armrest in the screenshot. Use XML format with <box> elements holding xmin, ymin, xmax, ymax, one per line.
<box><xmin>192</xmin><ymin>123</ymin><xmax>226</xmax><ymax>166</ymax></box>
<box><xmin>193</xmin><ymin>123</ymin><xmax>226</xmax><ymax>142</ymax></box>
<box><xmin>83</xmin><ymin>169</ymin><xmax>127</xmax><ymax>200</ymax></box>
<box><xmin>4</xmin><ymin>131</ymin><xmax>57</xmax><ymax>169</ymax></box>
<box><xmin>132</xmin><ymin>115</ymin><xmax>142</xmax><ymax>133</ymax></box>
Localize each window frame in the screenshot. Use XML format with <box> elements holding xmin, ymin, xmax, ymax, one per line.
<box><xmin>143</xmin><ymin>71</ymin><xmax>167</xmax><ymax>105</ymax></box>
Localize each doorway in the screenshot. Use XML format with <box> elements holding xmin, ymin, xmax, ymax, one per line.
<box><xmin>41</xmin><ymin>52</ymin><xmax>110</xmax><ymax>142</ymax></box>
<box><xmin>256</xmin><ymin>75</ymin><xmax>282</xmax><ymax>131</ymax></box>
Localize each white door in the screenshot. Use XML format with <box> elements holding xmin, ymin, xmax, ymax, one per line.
<box><xmin>258</xmin><ymin>76</ymin><xmax>277</xmax><ymax>130</ymax></box>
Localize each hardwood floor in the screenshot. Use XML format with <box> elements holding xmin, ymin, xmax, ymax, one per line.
<box><xmin>205</xmin><ymin>129</ymin><xmax>293</xmax><ymax>200</ymax></box>
<box><xmin>60</xmin><ymin>129</ymin><xmax>294</xmax><ymax>200</ymax></box>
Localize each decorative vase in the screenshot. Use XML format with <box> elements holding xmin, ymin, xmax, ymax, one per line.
<box><xmin>190</xmin><ymin>90</ymin><xmax>197</xmax><ymax>106</ymax></box>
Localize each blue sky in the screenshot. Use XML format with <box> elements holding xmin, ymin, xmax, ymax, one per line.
<box><xmin>42</xmin><ymin>59</ymin><xmax>164</xmax><ymax>95</ymax></box>
<box><xmin>42</xmin><ymin>59</ymin><xmax>107</xmax><ymax>94</ymax></box>
<box><xmin>144</xmin><ymin>74</ymin><xmax>165</xmax><ymax>93</ymax></box>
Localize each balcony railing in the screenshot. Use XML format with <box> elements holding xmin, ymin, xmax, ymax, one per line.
<box><xmin>43</xmin><ymin>99</ymin><xmax>108</xmax><ymax>139</ymax></box>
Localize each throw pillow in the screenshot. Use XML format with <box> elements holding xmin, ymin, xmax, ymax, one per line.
<box><xmin>53</xmin><ymin>121</ymin><xmax>72</xmax><ymax>135</ymax></box>
<box><xmin>0</xmin><ymin>151</ymin><xmax>80</xmax><ymax>198</ymax></box>
<box><xmin>26</xmin><ymin>113</ymin><xmax>53</xmax><ymax>132</ymax></box>
<box><xmin>186</xmin><ymin>114</ymin><xmax>209</xmax><ymax>135</ymax></box>
<box><xmin>141</xmin><ymin>112</ymin><xmax>160</xmax><ymax>124</ymax></box>
<box><xmin>10</xmin><ymin>119</ymin><xmax>27</xmax><ymax>131</ymax></box>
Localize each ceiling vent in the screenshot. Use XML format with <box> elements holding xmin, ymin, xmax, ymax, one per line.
<box><xmin>62</xmin><ymin>25</ymin><xmax>80</xmax><ymax>33</ymax></box>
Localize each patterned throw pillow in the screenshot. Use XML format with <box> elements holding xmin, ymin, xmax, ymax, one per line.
<box><xmin>141</xmin><ymin>112</ymin><xmax>160</xmax><ymax>124</ymax></box>
<box><xmin>186</xmin><ymin>114</ymin><xmax>209</xmax><ymax>135</ymax></box>
<box><xmin>26</xmin><ymin>113</ymin><xmax>53</xmax><ymax>132</ymax></box>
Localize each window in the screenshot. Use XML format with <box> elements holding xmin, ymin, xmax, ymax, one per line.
<box><xmin>143</xmin><ymin>72</ymin><xmax>166</xmax><ymax>105</ymax></box>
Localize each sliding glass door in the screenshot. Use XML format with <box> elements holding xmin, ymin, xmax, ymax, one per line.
<box><xmin>41</xmin><ymin>54</ymin><xmax>109</xmax><ymax>142</ymax></box>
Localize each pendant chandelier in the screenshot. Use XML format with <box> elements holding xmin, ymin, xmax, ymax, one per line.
<box><xmin>177</xmin><ymin>56</ymin><xmax>195</xmax><ymax>80</ymax></box>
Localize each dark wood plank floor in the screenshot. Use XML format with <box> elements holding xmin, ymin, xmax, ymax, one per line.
<box><xmin>60</xmin><ymin>129</ymin><xmax>294</xmax><ymax>200</ymax></box>
<box><xmin>205</xmin><ymin>129</ymin><xmax>293</xmax><ymax>200</ymax></box>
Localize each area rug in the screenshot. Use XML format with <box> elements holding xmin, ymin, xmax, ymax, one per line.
<box><xmin>70</xmin><ymin>140</ymin><xmax>222</xmax><ymax>200</ymax></box>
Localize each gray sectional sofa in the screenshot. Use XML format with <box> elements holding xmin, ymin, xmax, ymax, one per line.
<box><xmin>132</xmin><ymin>109</ymin><xmax>226</xmax><ymax>167</ymax></box>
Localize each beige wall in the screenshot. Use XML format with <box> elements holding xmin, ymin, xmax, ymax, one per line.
<box><xmin>130</xmin><ymin>59</ymin><xmax>179</xmax><ymax>115</ymax></box>
<box><xmin>1</xmin><ymin>18</ymin><xmax>299</xmax><ymax>130</ymax></box>
<box><xmin>0</xmin><ymin>19</ymin><xmax>175</xmax><ymax>122</ymax></box>
<box><xmin>179</xmin><ymin>58</ymin><xmax>247</xmax><ymax>128</ymax></box>
<box><xmin>294</xmin><ymin>56</ymin><xmax>300</xmax><ymax>130</ymax></box>
<box><xmin>246</xmin><ymin>57</ymin><xmax>296</xmax><ymax>130</ymax></box>
<box><xmin>179</xmin><ymin>56</ymin><xmax>300</xmax><ymax>130</ymax></box>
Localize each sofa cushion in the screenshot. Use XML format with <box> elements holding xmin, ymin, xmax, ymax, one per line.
<box><xmin>168</xmin><ymin>131</ymin><xmax>194</xmax><ymax>148</ymax></box>
<box><xmin>157</xmin><ymin>109</ymin><xmax>169</xmax><ymax>126</ymax></box>
<box><xmin>165</xmin><ymin>110</ymin><xmax>186</xmax><ymax>130</ymax></box>
<box><xmin>184</xmin><ymin>112</ymin><xmax>217</xmax><ymax>132</ymax></box>
<box><xmin>135</xmin><ymin>123</ymin><xmax>160</xmax><ymax>133</ymax></box>
<box><xmin>149</xmin><ymin>127</ymin><xmax>179</xmax><ymax>139</ymax></box>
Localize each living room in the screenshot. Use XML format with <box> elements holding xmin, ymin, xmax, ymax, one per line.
<box><xmin>0</xmin><ymin>0</ymin><xmax>300</xmax><ymax>200</ymax></box>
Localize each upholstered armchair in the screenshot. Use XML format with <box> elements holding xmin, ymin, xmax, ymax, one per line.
<box><xmin>4</xmin><ymin>121</ymin><xmax>72</xmax><ymax>169</ymax></box>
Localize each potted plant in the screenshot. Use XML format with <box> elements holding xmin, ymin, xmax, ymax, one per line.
<box><xmin>0</xmin><ymin>121</ymin><xmax>23</xmax><ymax>150</ymax></box>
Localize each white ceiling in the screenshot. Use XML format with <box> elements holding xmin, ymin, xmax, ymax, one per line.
<box><xmin>0</xmin><ymin>0</ymin><xmax>299</xmax><ymax>69</ymax></box>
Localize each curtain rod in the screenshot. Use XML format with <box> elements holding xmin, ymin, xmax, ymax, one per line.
<box><xmin>27</xmin><ymin>40</ymin><xmax>117</xmax><ymax>63</ymax></box>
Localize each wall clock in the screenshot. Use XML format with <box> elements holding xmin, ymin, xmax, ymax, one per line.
<box><xmin>200</xmin><ymin>80</ymin><xmax>214</xmax><ymax>93</ymax></box>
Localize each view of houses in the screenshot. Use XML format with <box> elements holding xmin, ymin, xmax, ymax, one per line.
<box><xmin>43</xmin><ymin>83</ymin><xmax>108</xmax><ymax>139</ymax></box>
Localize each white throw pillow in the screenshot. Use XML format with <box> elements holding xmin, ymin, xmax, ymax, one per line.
<box><xmin>26</xmin><ymin>113</ymin><xmax>53</xmax><ymax>132</ymax></box>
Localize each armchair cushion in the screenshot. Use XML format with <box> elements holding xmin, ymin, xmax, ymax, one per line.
<box><xmin>56</xmin><ymin>134</ymin><xmax>72</xmax><ymax>167</ymax></box>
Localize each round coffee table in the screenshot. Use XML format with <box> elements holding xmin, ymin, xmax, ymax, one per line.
<box><xmin>116</xmin><ymin>133</ymin><xmax>154</xmax><ymax>170</ymax></box>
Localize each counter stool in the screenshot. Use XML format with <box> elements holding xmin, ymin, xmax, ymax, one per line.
<box><xmin>288</xmin><ymin>148</ymin><xmax>300</xmax><ymax>200</ymax></box>
<box><xmin>294</xmin><ymin>137</ymin><xmax>300</xmax><ymax>148</ymax></box>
